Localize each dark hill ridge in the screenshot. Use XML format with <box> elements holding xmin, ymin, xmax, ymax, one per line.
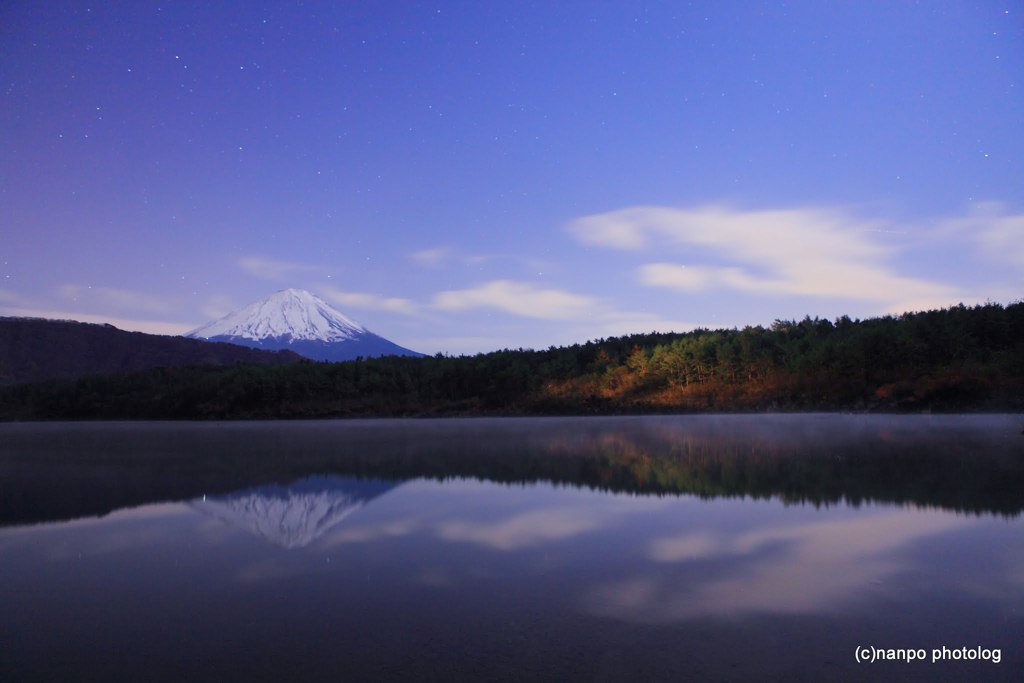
<box><xmin>0</xmin><ymin>317</ymin><xmax>302</xmax><ymax>385</ymax></box>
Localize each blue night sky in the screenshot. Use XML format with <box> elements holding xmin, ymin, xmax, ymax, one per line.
<box><xmin>2</xmin><ymin>1</ymin><xmax>1021</xmax><ymax>354</ymax></box>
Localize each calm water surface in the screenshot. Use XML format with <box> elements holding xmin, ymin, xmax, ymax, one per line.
<box><xmin>1</xmin><ymin>415</ymin><xmax>1022</xmax><ymax>682</ymax></box>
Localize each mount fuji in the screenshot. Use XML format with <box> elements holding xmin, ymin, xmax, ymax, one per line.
<box><xmin>186</xmin><ymin>288</ymin><xmax>422</xmax><ymax>361</ymax></box>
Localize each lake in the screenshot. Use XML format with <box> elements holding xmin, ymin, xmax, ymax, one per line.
<box><xmin>1</xmin><ymin>415</ymin><xmax>1022</xmax><ymax>681</ymax></box>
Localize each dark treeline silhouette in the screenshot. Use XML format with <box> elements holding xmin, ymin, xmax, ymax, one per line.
<box><xmin>1</xmin><ymin>302</ymin><xmax>1021</xmax><ymax>419</ymax></box>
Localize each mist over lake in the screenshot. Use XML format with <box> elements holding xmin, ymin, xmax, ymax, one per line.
<box><xmin>2</xmin><ymin>415</ymin><xmax>1022</xmax><ymax>681</ymax></box>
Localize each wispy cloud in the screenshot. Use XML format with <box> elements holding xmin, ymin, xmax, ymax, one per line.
<box><xmin>2</xmin><ymin>287</ymin><xmax>191</xmax><ymax>333</ymax></box>
<box><xmin>433</xmin><ymin>280</ymin><xmax>601</xmax><ymax>321</ymax></box>
<box><xmin>584</xmin><ymin>510</ymin><xmax>972</xmax><ymax>623</ymax></box>
<box><xmin>323</xmin><ymin>519</ymin><xmax>422</xmax><ymax>546</ymax></box>
<box><xmin>428</xmin><ymin>279</ymin><xmax>697</xmax><ymax>347</ymax></box>
<box><xmin>403</xmin><ymin>335</ymin><xmax>514</xmax><ymax>356</ymax></box>
<box><xmin>238</xmin><ymin>255</ymin><xmax>327</xmax><ymax>282</ymax></box>
<box><xmin>436</xmin><ymin>508</ymin><xmax>604</xmax><ymax>551</ymax></box>
<box><xmin>571</xmin><ymin>312</ymin><xmax>698</xmax><ymax>341</ymax></box>
<box><xmin>410</xmin><ymin>247</ymin><xmax>454</xmax><ymax>268</ymax></box>
<box><xmin>57</xmin><ymin>284</ymin><xmax>176</xmax><ymax>314</ymax></box>
<box><xmin>320</xmin><ymin>286</ymin><xmax>418</xmax><ymax>316</ymax></box>
<box><xmin>979</xmin><ymin>219</ymin><xmax>1024</xmax><ymax>270</ymax></box>
<box><xmin>199</xmin><ymin>294</ymin><xmax>239</xmax><ymax>321</ymax></box>
<box><xmin>0</xmin><ymin>289</ymin><xmax>32</xmax><ymax>307</ymax></box>
<box><xmin>570</xmin><ymin>205</ymin><xmax>962</xmax><ymax>312</ymax></box>
<box><xmin>944</xmin><ymin>202</ymin><xmax>1024</xmax><ymax>270</ymax></box>
<box><xmin>0</xmin><ymin>304</ymin><xmax>192</xmax><ymax>335</ymax></box>
<box><xmin>410</xmin><ymin>246</ymin><xmax>553</xmax><ymax>276</ymax></box>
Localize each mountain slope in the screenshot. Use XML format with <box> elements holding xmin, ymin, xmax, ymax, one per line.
<box><xmin>0</xmin><ymin>316</ymin><xmax>302</xmax><ymax>386</ymax></box>
<box><xmin>187</xmin><ymin>288</ymin><xmax>422</xmax><ymax>361</ymax></box>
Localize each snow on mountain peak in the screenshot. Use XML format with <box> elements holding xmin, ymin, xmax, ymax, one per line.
<box><xmin>187</xmin><ymin>288</ymin><xmax>367</xmax><ymax>343</ymax></box>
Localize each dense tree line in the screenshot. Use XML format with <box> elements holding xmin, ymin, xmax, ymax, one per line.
<box><xmin>1</xmin><ymin>302</ymin><xmax>1021</xmax><ymax>420</ymax></box>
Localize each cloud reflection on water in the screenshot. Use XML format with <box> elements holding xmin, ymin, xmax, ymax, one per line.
<box><xmin>435</xmin><ymin>508</ymin><xmax>605</xmax><ymax>551</ymax></box>
<box><xmin>585</xmin><ymin>507</ymin><xmax>975</xmax><ymax>623</ymax></box>
<box><xmin>0</xmin><ymin>503</ymin><xmax>195</xmax><ymax>561</ymax></box>
<box><xmin>316</xmin><ymin>479</ymin><xmax>673</xmax><ymax>554</ymax></box>
<box><xmin>3</xmin><ymin>469</ymin><xmax>1021</xmax><ymax>643</ymax></box>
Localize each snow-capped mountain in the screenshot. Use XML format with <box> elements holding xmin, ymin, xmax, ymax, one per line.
<box><xmin>190</xmin><ymin>475</ymin><xmax>399</xmax><ymax>549</ymax></box>
<box><xmin>186</xmin><ymin>288</ymin><xmax>422</xmax><ymax>361</ymax></box>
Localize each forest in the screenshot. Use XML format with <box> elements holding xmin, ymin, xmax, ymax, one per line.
<box><xmin>1</xmin><ymin>302</ymin><xmax>1021</xmax><ymax>420</ymax></box>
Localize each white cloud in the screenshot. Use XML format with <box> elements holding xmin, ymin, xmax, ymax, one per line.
<box><xmin>320</xmin><ymin>286</ymin><xmax>418</xmax><ymax>316</ymax></box>
<box><xmin>238</xmin><ymin>255</ymin><xmax>327</xmax><ymax>281</ymax></box>
<box><xmin>433</xmin><ymin>279</ymin><xmax>601</xmax><ymax>321</ymax></box>
<box><xmin>570</xmin><ymin>205</ymin><xmax>962</xmax><ymax>310</ymax></box>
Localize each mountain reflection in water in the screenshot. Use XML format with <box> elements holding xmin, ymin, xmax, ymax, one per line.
<box><xmin>191</xmin><ymin>476</ymin><xmax>397</xmax><ymax>548</ymax></box>
<box><xmin>2</xmin><ymin>415</ymin><xmax>1021</xmax><ymax>527</ymax></box>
